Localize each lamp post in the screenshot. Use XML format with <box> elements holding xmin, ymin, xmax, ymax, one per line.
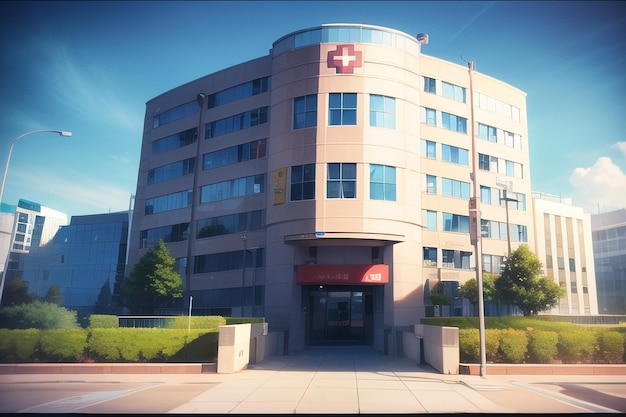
<box><xmin>0</xmin><ymin>129</ymin><xmax>72</xmax><ymax>306</ymax></box>
<box><xmin>496</xmin><ymin>178</ymin><xmax>518</xmax><ymax>258</ymax></box>
<box><xmin>241</xmin><ymin>234</ymin><xmax>247</xmax><ymax>317</ymax></box>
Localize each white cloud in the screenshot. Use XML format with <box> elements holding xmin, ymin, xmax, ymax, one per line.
<box><xmin>569</xmin><ymin>156</ymin><xmax>626</xmax><ymax>213</ymax></box>
<box><xmin>611</xmin><ymin>141</ymin><xmax>626</xmax><ymax>158</ymax></box>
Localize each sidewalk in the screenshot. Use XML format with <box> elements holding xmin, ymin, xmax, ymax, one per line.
<box><xmin>1</xmin><ymin>346</ymin><xmax>624</xmax><ymax>414</ymax></box>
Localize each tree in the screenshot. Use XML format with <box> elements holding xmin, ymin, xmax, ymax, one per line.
<box><xmin>459</xmin><ymin>273</ymin><xmax>496</xmax><ymax>313</ymax></box>
<box><xmin>0</xmin><ymin>300</ymin><xmax>78</xmax><ymax>329</ymax></box>
<box><xmin>117</xmin><ymin>240</ymin><xmax>182</xmax><ymax>314</ymax></box>
<box><xmin>428</xmin><ymin>282</ymin><xmax>451</xmax><ymax>308</ymax></box>
<box><xmin>494</xmin><ymin>244</ymin><xmax>565</xmax><ymax>316</ymax></box>
<box><xmin>43</xmin><ymin>284</ymin><xmax>63</xmax><ymax>305</ymax></box>
<box><xmin>1</xmin><ymin>277</ymin><xmax>33</xmax><ymax>307</ymax></box>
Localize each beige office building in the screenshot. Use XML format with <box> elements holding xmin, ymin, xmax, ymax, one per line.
<box><xmin>129</xmin><ymin>24</ymin><xmax>542</xmax><ymax>352</ymax></box>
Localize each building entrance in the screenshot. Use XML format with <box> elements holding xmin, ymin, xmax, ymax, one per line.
<box><xmin>307</xmin><ymin>286</ymin><xmax>374</xmax><ymax>345</ymax></box>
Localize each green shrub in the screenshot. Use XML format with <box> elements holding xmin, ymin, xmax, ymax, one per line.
<box><xmin>558</xmin><ymin>330</ymin><xmax>597</xmax><ymax>363</ymax></box>
<box><xmin>12</xmin><ymin>329</ymin><xmax>40</xmax><ymax>361</ymax></box>
<box><xmin>225</xmin><ymin>317</ymin><xmax>265</xmax><ymax>325</ymax></box>
<box><xmin>0</xmin><ymin>301</ymin><xmax>78</xmax><ymax>329</ymax></box>
<box><xmin>459</xmin><ymin>329</ymin><xmax>479</xmax><ymax>362</ymax></box>
<box><xmin>39</xmin><ymin>329</ymin><xmax>88</xmax><ymax>361</ymax></box>
<box><xmin>498</xmin><ymin>329</ymin><xmax>528</xmax><ymax>363</ymax></box>
<box><xmin>168</xmin><ymin>316</ymin><xmax>226</xmax><ymax>330</ymax></box>
<box><xmin>485</xmin><ymin>329</ymin><xmax>501</xmax><ymax>362</ymax></box>
<box><xmin>597</xmin><ymin>331</ymin><xmax>624</xmax><ymax>364</ymax></box>
<box><xmin>528</xmin><ymin>330</ymin><xmax>559</xmax><ymax>363</ymax></box>
<box><xmin>88</xmin><ymin>315</ymin><xmax>119</xmax><ymax>328</ymax></box>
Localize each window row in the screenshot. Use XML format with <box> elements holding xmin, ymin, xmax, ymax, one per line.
<box><xmin>153</xmin><ymin>100</ymin><xmax>199</xmax><ymax>129</ymax></box>
<box><xmin>421</xmin><ymin>107</ymin><xmax>467</xmax><ymax>133</ymax></box>
<box><xmin>147</xmin><ymin>158</ymin><xmax>195</xmax><ymax>185</ymax></box>
<box><xmin>474</xmin><ymin>91</ymin><xmax>521</xmax><ymax>122</ymax></box>
<box><xmin>203</xmin><ymin>139</ymin><xmax>267</xmax><ymax>170</ymax></box>
<box><xmin>420</xmin><ymin>140</ymin><xmax>469</xmax><ymax>165</ymax></box>
<box><xmin>152</xmin><ymin>128</ymin><xmax>197</xmax><ymax>155</ymax></box>
<box><xmin>206</xmin><ymin>77</ymin><xmax>270</xmax><ymax>109</ymax></box>
<box><xmin>476</xmin><ymin>122</ymin><xmax>522</xmax><ymax>149</ymax></box>
<box><xmin>423</xmin><ymin>77</ymin><xmax>466</xmax><ymax>103</ymax></box>
<box><xmin>421</xmin><ymin>209</ymin><xmax>528</xmax><ymax>241</ymax></box>
<box><xmin>194</xmin><ymin>248</ymin><xmax>265</xmax><ymax>274</ymax></box>
<box><xmin>200</xmin><ymin>175</ymin><xmax>265</xmax><ymax>204</ymax></box>
<box><xmin>423</xmin><ymin>247</ymin><xmax>473</xmax><ymax>269</ymax></box>
<box><xmin>480</xmin><ymin>186</ymin><xmax>526</xmax><ymax>210</ymax></box>
<box><xmin>294</xmin><ymin>94</ymin><xmax>396</xmax><ymax>129</ymax></box>
<box><xmin>481</xmin><ymin>219</ymin><xmax>528</xmax><ymax>242</ymax></box>
<box><xmin>478</xmin><ymin>153</ymin><xmax>524</xmax><ymax>178</ymax></box>
<box><xmin>205</xmin><ymin>106</ymin><xmax>268</xmax><ymax>139</ymax></box>
<box><xmin>145</xmin><ymin>190</ymin><xmax>193</xmax><ymax>215</ymax></box>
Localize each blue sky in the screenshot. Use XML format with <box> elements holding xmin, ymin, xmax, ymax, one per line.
<box><xmin>0</xmin><ymin>1</ymin><xmax>625</xmax><ymax>218</ymax></box>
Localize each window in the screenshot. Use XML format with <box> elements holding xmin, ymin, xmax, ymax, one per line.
<box><xmin>442</xmin><ymin>178</ymin><xmax>470</xmax><ymax>199</ymax></box>
<box><xmin>140</xmin><ymin>223</ymin><xmax>190</xmax><ymax>248</ymax></box>
<box><xmin>152</xmin><ymin>128</ymin><xmax>197</xmax><ymax>154</ymax></box>
<box><xmin>425</xmin><ymin>174</ymin><xmax>436</xmax><ymax>194</ymax></box>
<box><xmin>369</xmin><ymin>95</ymin><xmax>395</xmax><ymax>128</ymax></box>
<box><xmin>145</xmin><ymin>190</ymin><xmax>193</xmax><ymax>215</ymax></box>
<box><xmin>207</xmin><ymin>76</ymin><xmax>270</xmax><ymax>109</ymax></box>
<box><xmin>370</xmin><ymin>164</ymin><xmax>396</xmax><ymax>201</ymax></box>
<box><xmin>424</xmin><ymin>77</ymin><xmax>436</xmax><ymax>94</ymax></box>
<box><xmin>196</xmin><ymin>210</ymin><xmax>265</xmax><ymax>239</ymax></box>
<box><xmin>443</xmin><ymin>213</ymin><xmax>469</xmax><ymax>233</ymax></box>
<box><xmin>442</xmin><ymin>81</ymin><xmax>466</xmax><ymax>103</ymax></box>
<box><xmin>148</xmin><ymin>158</ymin><xmax>195</xmax><ymax>185</ymax></box>
<box><xmin>194</xmin><ymin>248</ymin><xmax>265</xmax><ymax>274</ymax></box>
<box><xmin>203</xmin><ymin>139</ymin><xmax>267</xmax><ymax>170</ymax></box>
<box><xmin>478</xmin><ymin>153</ymin><xmax>490</xmax><ymax>171</ymax></box>
<box><xmin>327</xmin><ymin>163</ymin><xmax>356</xmax><ymax>198</ymax></box>
<box><xmin>294</xmin><ymin>94</ymin><xmax>317</xmax><ymax>129</ymax></box>
<box><xmin>200</xmin><ymin>175</ymin><xmax>265</xmax><ymax>203</ymax></box>
<box><xmin>422</xmin><ymin>210</ymin><xmax>437</xmax><ymax>231</ymax></box>
<box><xmin>153</xmin><ymin>100</ymin><xmax>199</xmax><ymax>128</ymax></box>
<box><xmin>441</xmin><ymin>112</ymin><xmax>467</xmax><ymax>133</ymax></box>
<box><xmin>423</xmin><ymin>247</ymin><xmax>437</xmax><ymax>266</ymax></box>
<box><xmin>477</xmin><ymin>123</ymin><xmax>497</xmax><ymax>142</ymax></box>
<box><xmin>329</xmin><ymin>93</ymin><xmax>357</xmax><ymax>125</ymax></box>
<box><xmin>423</xmin><ymin>107</ymin><xmax>436</xmax><ymax>126</ymax></box>
<box><xmin>442</xmin><ymin>249</ymin><xmax>472</xmax><ymax>269</ymax></box>
<box><xmin>441</xmin><ymin>144</ymin><xmax>468</xmax><ymax>165</ymax></box>
<box><xmin>206</xmin><ymin>106</ymin><xmax>268</xmax><ymax>138</ymax></box>
<box><xmin>480</xmin><ymin>186</ymin><xmax>492</xmax><ymax>205</ymax></box>
<box><xmin>421</xmin><ymin>140</ymin><xmax>436</xmax><ymax>159</ymax></box>
<box><xmin>291</xmin><ymin>164</ymin><xmax>316</xmax><ymax>201</ymax></box>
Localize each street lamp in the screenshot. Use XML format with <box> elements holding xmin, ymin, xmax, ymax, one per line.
<box><xmin>0</xmin><ymin>129</ymin><xmax>72</xmax><ymax>306</ymax></box>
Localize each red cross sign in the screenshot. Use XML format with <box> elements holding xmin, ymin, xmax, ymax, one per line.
<box><xmin>327</xmin><ymin>44</ymin><xmax>362</xmax><ymax>74</ymax></box>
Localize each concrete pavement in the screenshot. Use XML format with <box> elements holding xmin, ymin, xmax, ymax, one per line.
<box><xmin>1</xmin><ymin>345</ymin><xmax>624</xmax><ymax>414</ymax></box>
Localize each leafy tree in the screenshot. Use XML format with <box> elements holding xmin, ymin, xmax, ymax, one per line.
<box><xmin>0</xmin><ymin>300</ymin><xmax>78</xmax><ymax>329</ymax></box>
<box><xmin>459</xmin><ymin>273</ymin><xmax>496</xmax><ymax>309</ymax></box>
<box><xmin>495</xmin><ymin>244</ymin><xmax>565</xmax><ymax>316</ymax></box>
<box><xmin>1</xmin><ymin>277</ymin><xmax>33</xmax><ymax>307</ymax></box>
<box><xmin>117</xmin><ymin>240</ymin><xmax>182</xmax><ymax>314</ymax></box>
<box><xmin>43</xmin><ymin>284</ymin><xmax>63</xmax><ymax>305</ymax></box>
<box><xmin>428</xmin><ymin>282</ymin><xmax>450</xmax><ymax>308</ymax></box>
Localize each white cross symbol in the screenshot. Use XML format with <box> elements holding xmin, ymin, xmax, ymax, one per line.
<box><xmin>334</xmin><ymin>46</ymin><xmax>356</xmax><ymax>67</ymax></box>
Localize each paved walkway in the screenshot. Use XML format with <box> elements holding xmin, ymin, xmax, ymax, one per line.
<box><xmin>171</xmin><ymin>345</ymin><xmax>623</xmax><ymax>414</ymax></box>
<box><xmin>2</xmin><ymin>345</ymin><xmax>624</xmax><ymax>414</ymax></box>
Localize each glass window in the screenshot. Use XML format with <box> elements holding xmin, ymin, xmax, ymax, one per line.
<box><xmin>423</xmin><ymin>247</ymin><xmax>437</xmax><ymax>266</ymax></box>
<box><xmin>480</xmin><ymin>186</ymin><xmax>491</xmax><ymax>205</ymax></box>
<box><xmin>478</xmin><ymin>153</ymin><xmax>490</xmax><ymax>171</ymax></box>
<box><xmin>425</xmin><ymin>174</ymin><xmax>436</xmax><ymax>194</ymax></box>
<box><xmin>441</xmin><ymin>144</ymin><xmax>468</xmax><ymax>165</ymax></box>
<box><xmin>327</xmin><ymin>163</ymin><xmax>356</xmax><ymax>198</ymax></box>
<box><xmin>442</xmin><ymin>81</ymin><xmax>466</xmax><ymax>103</ymax></box>
<box><xmin>443</xmin><ymin>213</ymin><xmax>469</xmax><ymax>233</ymax></box>
<box><xmin>422</xmin><ymin>210</ymin><xmax>437</xmax><ymax>231</ymax></box>
<box><xmin>294</xmin><ymin>94</ymin><xmax>317</xmax><ymax>129</ymax></box>
<box><xmin>200</xmin><ymin>174</ymin><xmax>266</xmax><ymax>203</ymax></box>
<box><xmin>206</xmin><ymin>107</ymin><xmax>268</xmax><ymax>138</ymax></box>
<box><xmin>441</xmin><ymin>112</ymin><xmax>467</xmax><ymax>133</ymax></box>
<box><xmin>291</xmin><ymin>164</ymin><xmax>316</xmax><ymax>201</ymax></box>
<box><xmin>424</xmin><ymin>77</ymin><xmax>436</xmax><ymax>94</ymax></box>
<box><xmin>145</xmin><ymin>190</ymin><xmax>193</xmax><ymax>215</ymax></box>
<box><xmin>421</xmin><ymin>140</ymin><xmax>436</xmax><ymax>159</ymax></box>
<box><xmin>140</xmin><ymin>223</ymin><xmax>190</xmax><ymax>248</ymax></box>
<box><xmin>369</xmin><ymin>95</ymin><xmax>395</xmax><ymax>128</ymax></box>
<box><xmin>329</xmin><ymin>93</ymin><xmax>357</xmax><ymax>125</ymax></box>
<box><xmin>207</xmin><ymin>76</ymin><xmax>270</xmax><ymax>109</ymax></box>
<box><xmin>203</xmin><ymin>139</ymin><xmax>267</xmax><ymax>170</ymax></box>
<box><xmin>370</xmin><ymin>164</ymin><xmax>396</xmax><ymax>201</ymax></box>
<box><xmin>152</xmin><ymin>128</ymin><xmax>197</xmax><ymax>154</ymax></box>
<box><xmin>423</xmin><ymin>107</ymin><xmax>436</xmax><ymax>126</ymax></box>
<box><xmin>147</xmin><ymin>158</ymin><xmax>195</xmax><ymax>185</ymax></box>
<box><xmin>153</xmin><ymin>100</ymin><xmax>199</xmax><ymax>128</ymax></box>
<box><xmin>442</xmin><ymin>178</ymin><xmax>470</xmax><ymax>199</ymax></box>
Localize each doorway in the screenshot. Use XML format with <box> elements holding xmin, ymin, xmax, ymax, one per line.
<box><xmin>307</xmin><ymin>286</ymin><xmax>374</xmax><ymax>345</ymax></box>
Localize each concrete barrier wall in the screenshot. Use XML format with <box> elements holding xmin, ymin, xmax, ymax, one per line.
<box><xmin>411</xmin><ymin>324</ymin><xmax>459</xmax><ymax>374</ymax></box>
<box><xmin>217</xmin><ymin>323</ymin><xmax>251</xmax><ymax>373</ymax></box>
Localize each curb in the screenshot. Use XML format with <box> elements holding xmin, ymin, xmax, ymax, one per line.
<box><xmin>0</xmin><ymin>362</ymin><xmax>217</xmax><ymax>375</ymax></box>
<box><xmin>459</xmin><ymin>363</ymin><xmax>626</xmax><ymax>375</ymax></box>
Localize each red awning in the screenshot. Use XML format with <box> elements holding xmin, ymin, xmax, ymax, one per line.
<box><xmin>297</xmin><ymin>264</ymin><xmax>389</xmax><ymax>285</ymax></box>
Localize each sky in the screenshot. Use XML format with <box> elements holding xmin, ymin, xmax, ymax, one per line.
<box><xmin>0</xmin><ymin>1</ymin><xmax>625</xmax><ymax>218</ymax></box>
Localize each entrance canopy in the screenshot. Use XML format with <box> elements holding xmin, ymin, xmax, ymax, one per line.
<box><xmin>297</xmin><ymin>264</ymin><xmax>389</xmax><ymax>285</ymax></box>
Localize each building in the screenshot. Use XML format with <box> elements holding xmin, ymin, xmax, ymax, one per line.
<box><xmin>21</xmin><ymin>211</ymin><xmax>130</xmax><ymax>316</ymax></box>
<box><xmin>532</xmin><ymin>193</ymin><xmax>598</xmax><ymax>315</ymax></box>
<box><xmin>0</xmin><ymin>199</ymin><xmax>68</xmax><ymax>303</ymax></box>
<box><xmin>591</xmin><ymin>208</ymin><xmax>626</xmax><ymax>314</ymax></box>
<box><xmin>128</xmin><ymin>23</ymin><xmax>585</xmax><ymax>352</ymax></box>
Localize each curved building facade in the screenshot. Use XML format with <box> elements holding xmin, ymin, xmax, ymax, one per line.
<box><xmin>129</xmin><ymin>24</ymin><xmax>533</xmax><ymax>352</ymax></box>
